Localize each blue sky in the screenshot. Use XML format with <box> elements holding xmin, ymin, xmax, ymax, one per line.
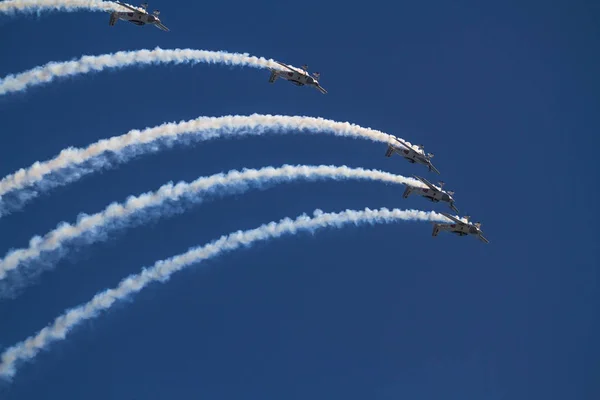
<box><xmin>0</xmin><ymin>0</ymin><xmax>598</xmax><ymax>398</ymax></box>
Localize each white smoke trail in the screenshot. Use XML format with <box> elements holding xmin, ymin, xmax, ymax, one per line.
<box><xmin>0</xmin><ymin>206</ymin><xmax>447</xmax><ymax>380</ymax></box>
<box><xmin>0</xmin><ymin>114</ymin><xmax>409</xmax><ymax>216</ymax></box>
<box><xmin>0</xmin><ymin>0</ymin><xmax>127</xmax><ymax>15</ymax></box>
<box><xmin>0</xmin><ymin>47</ymin><xmax>285</xmax><ymax>96</ymax></box>
<box><xmin>0</xmin><ymin>164</ymin><xmax>427</xmax><ymax>297</ymax></box>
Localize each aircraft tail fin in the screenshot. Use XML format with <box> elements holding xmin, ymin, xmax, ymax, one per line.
<box><xmin>109</xmin><ymin>12</ymin><xmax>118</xmax><ymax>26</ymax></box>
<box><xmin>432</xmin><ymin>224</ymin><xmax>440</xmax><ymax>237</ymax></box>
<box><xmin>402</xmin><ymin>186</ymin><xmax>413</xmax><ymax>199</ymax></box>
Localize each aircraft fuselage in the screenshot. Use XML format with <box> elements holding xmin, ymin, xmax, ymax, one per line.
<box><xmin>277</xmin><ymin>69</ymin><xmax>317</xmax><ymax>86</ymax></box>
<box><xmin>401</xmin><ymin>149</ymin><xmax>430</xmax><ymax>166</ymax></box>
<box><xmin>418</xmin><ymin>188</ymin><xmax>449</xmax><ymax>202</ymax></box>
<box><xmin>386</xmin><ymin>145</ymin><xmax>430</xmax><ymax>165</ymax></box>
<box><xmin>434</xmin><ymin>223</ymin><xmax>479</xmax><ymax>236</ymax></box>
<box><xmin>110</xmin><ymin>11</ymin><xmax>158</xmax><ymax>26</ymax></box>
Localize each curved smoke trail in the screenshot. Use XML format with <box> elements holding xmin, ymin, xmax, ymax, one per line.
<box><xmin>0</xmin><ymin>206</ymin><xmax>447</xmax><ymax>380</ymax></box>
<box><xmin>0</xmin><ymin>114</ymin><xmax>409</xmax><ymax>216</ymax></box>
<box><xmin>0</xmin><ymin>0</ymin><xmax>129</xmax><ymax>15</ymax></box>
<box><xmin>0</xmin><ymin>164</ymin><xmax>426</xmax><ymax>297</ymax></box>
<box><xmin>0</xmin><ymin>47</ymin><xmax>285</xmax><ymax>96</ymax></box>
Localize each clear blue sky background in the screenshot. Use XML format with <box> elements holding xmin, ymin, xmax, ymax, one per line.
<box><xmin>0</xmin><ymin>0</ymin><xmax>598</xmax><ymax>398</ymax></box>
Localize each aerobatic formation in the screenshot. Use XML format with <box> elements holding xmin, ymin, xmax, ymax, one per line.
<box><xmin>0</xmin><ymin>0</ymin><xmax>489</xmax><ymax>382</ymax></box>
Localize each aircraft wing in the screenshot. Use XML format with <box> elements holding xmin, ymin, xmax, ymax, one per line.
<box><xmin>385</xmin><ymin>145</ymin><xmax>395</xmax><ymax>157</ymax></box>
<box><xmin>154</xmin><ymin>22</ymin><xmax>169</xmax><ymax>31</ymax></box>
<box><xmin>392</xmin><ymin>137</ymin><xmax>414</xmax><ymax>152</ymax></box>
<box><xmin>428</xmin><ymin>161</ymin><xmax>441</xmax><ymax>175</ymax></box>
<box><xmin>414</xmin><ymin>175</ymin><xmax>438</xmax><ymax>191</ymax></box>
<box><xmin>449</xmin><ymin>202</ymin><xmax>459</xmax><ymax>213</ymax></box>
<box><xmin>478</xmin><ymin>234</ymin><xmax>490</xmax><ymax>244</ymax></box>
<box><xmin>274</xmin><ymin>61</ymin><xmax>297</xmax><ymax>73</ymax></box>
<box><xmin>114</xmin><ymin>1</ymin><xmax>141</xmax><ymax>12</ymax></box>
<box><xmin>440</xmin><ymin>212</ymin><xmax>467</xmax><ymax>226</ymax></box>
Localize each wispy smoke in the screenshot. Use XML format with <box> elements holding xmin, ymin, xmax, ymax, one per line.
<box><xmin>0</xmin><ymin>47</ymin><xmax>285</xmax><ymax>96</ymax></box>
<box><xmin>0</xmin><ymin>164</ymin><xmax>426</xmax><ymax>297</ymax></box>
<box><xmin>0</xmin><ymin>0</ymin><xmax>124</xmax><ymax>15</ymax></box>
<box><xmin>0</xmin><ymin>206</ymin><xmax>446</xmax><ymax>380</ymax></box>
<box><xmin>0</xmin><ymin>114</ymin><xmax>407</xmax><ymax>216</ymax></box>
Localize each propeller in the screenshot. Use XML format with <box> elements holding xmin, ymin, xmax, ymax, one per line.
<box><xmin>153</xmin><ymin>9</ymin><xmax>160</xmax><ymax>15</ymax></box>
<box><xmin>312</xmin><ymin>72</ymin><xmax>321</xmax><ymax>79</ymax></box>
<box><xmin>427</xmin><ymin>153</ymin><xmax>435</xmax><ymax>158</ymax></box>
<box><xmin>438</xmin><ymin>181</ymin><xmax>445</xmax><ymax>188</ymax></box>
<box><xmin>447</xmin><ymin>190</ymin><xmax>455</xmax><ymax>196</ymax></box>
<box><xmin>140</xmin><ymin>2</ymin><xmax>148</xmax><ymax>9</ymax></box>
<box><xmin>301</xmin><ymin>64</ymin><xmax>308</xmax><ymax>71</ymax></box>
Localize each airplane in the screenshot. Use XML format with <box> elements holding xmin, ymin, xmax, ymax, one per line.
<box><xmin>404</xmin><ymin>175</ymin><xmax>459</xmax><ymax>213</ymax></box>
<box><xmin>268</xmin><ymin>61</ymin><xmax>327</xmax><ymax>94</ymax></box>
<box><xmin>385</xmin><ymin>137</ymin><xmax>440</xmax><ymax>174</ymax></box>
<box><xmin>432</xmin><ymin>213</ymin><xmax>489</xmax><ymax>243</ymax></box>
<box><xmin>109</xmin><ymin>2</ymin><xmax>169</xmax><ymax>32</ymax></box>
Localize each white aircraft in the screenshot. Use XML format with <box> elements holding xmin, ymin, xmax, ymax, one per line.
<box><xmin>432</xmin><ymin>213</ymin><xmax>489</xmax><ymax>243</ymax></box>
<box><xmin>385</xmin><ymin>137</ymin><xmax>440</xmax><ymax>174</ymax></box>
<box><xmin>109</xmin><ymin>2</ymin><xmax>169</xmax><ymax>32</ymax></box>
<box><xmin>404</xmin><ymin>175</ymin><xmax>459</xmax><ymax>213</ymax></box>
<box><xmin>269</xmin><ymin>61</ymin><xmax>327</xmax><ymax>94</ymax></box>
